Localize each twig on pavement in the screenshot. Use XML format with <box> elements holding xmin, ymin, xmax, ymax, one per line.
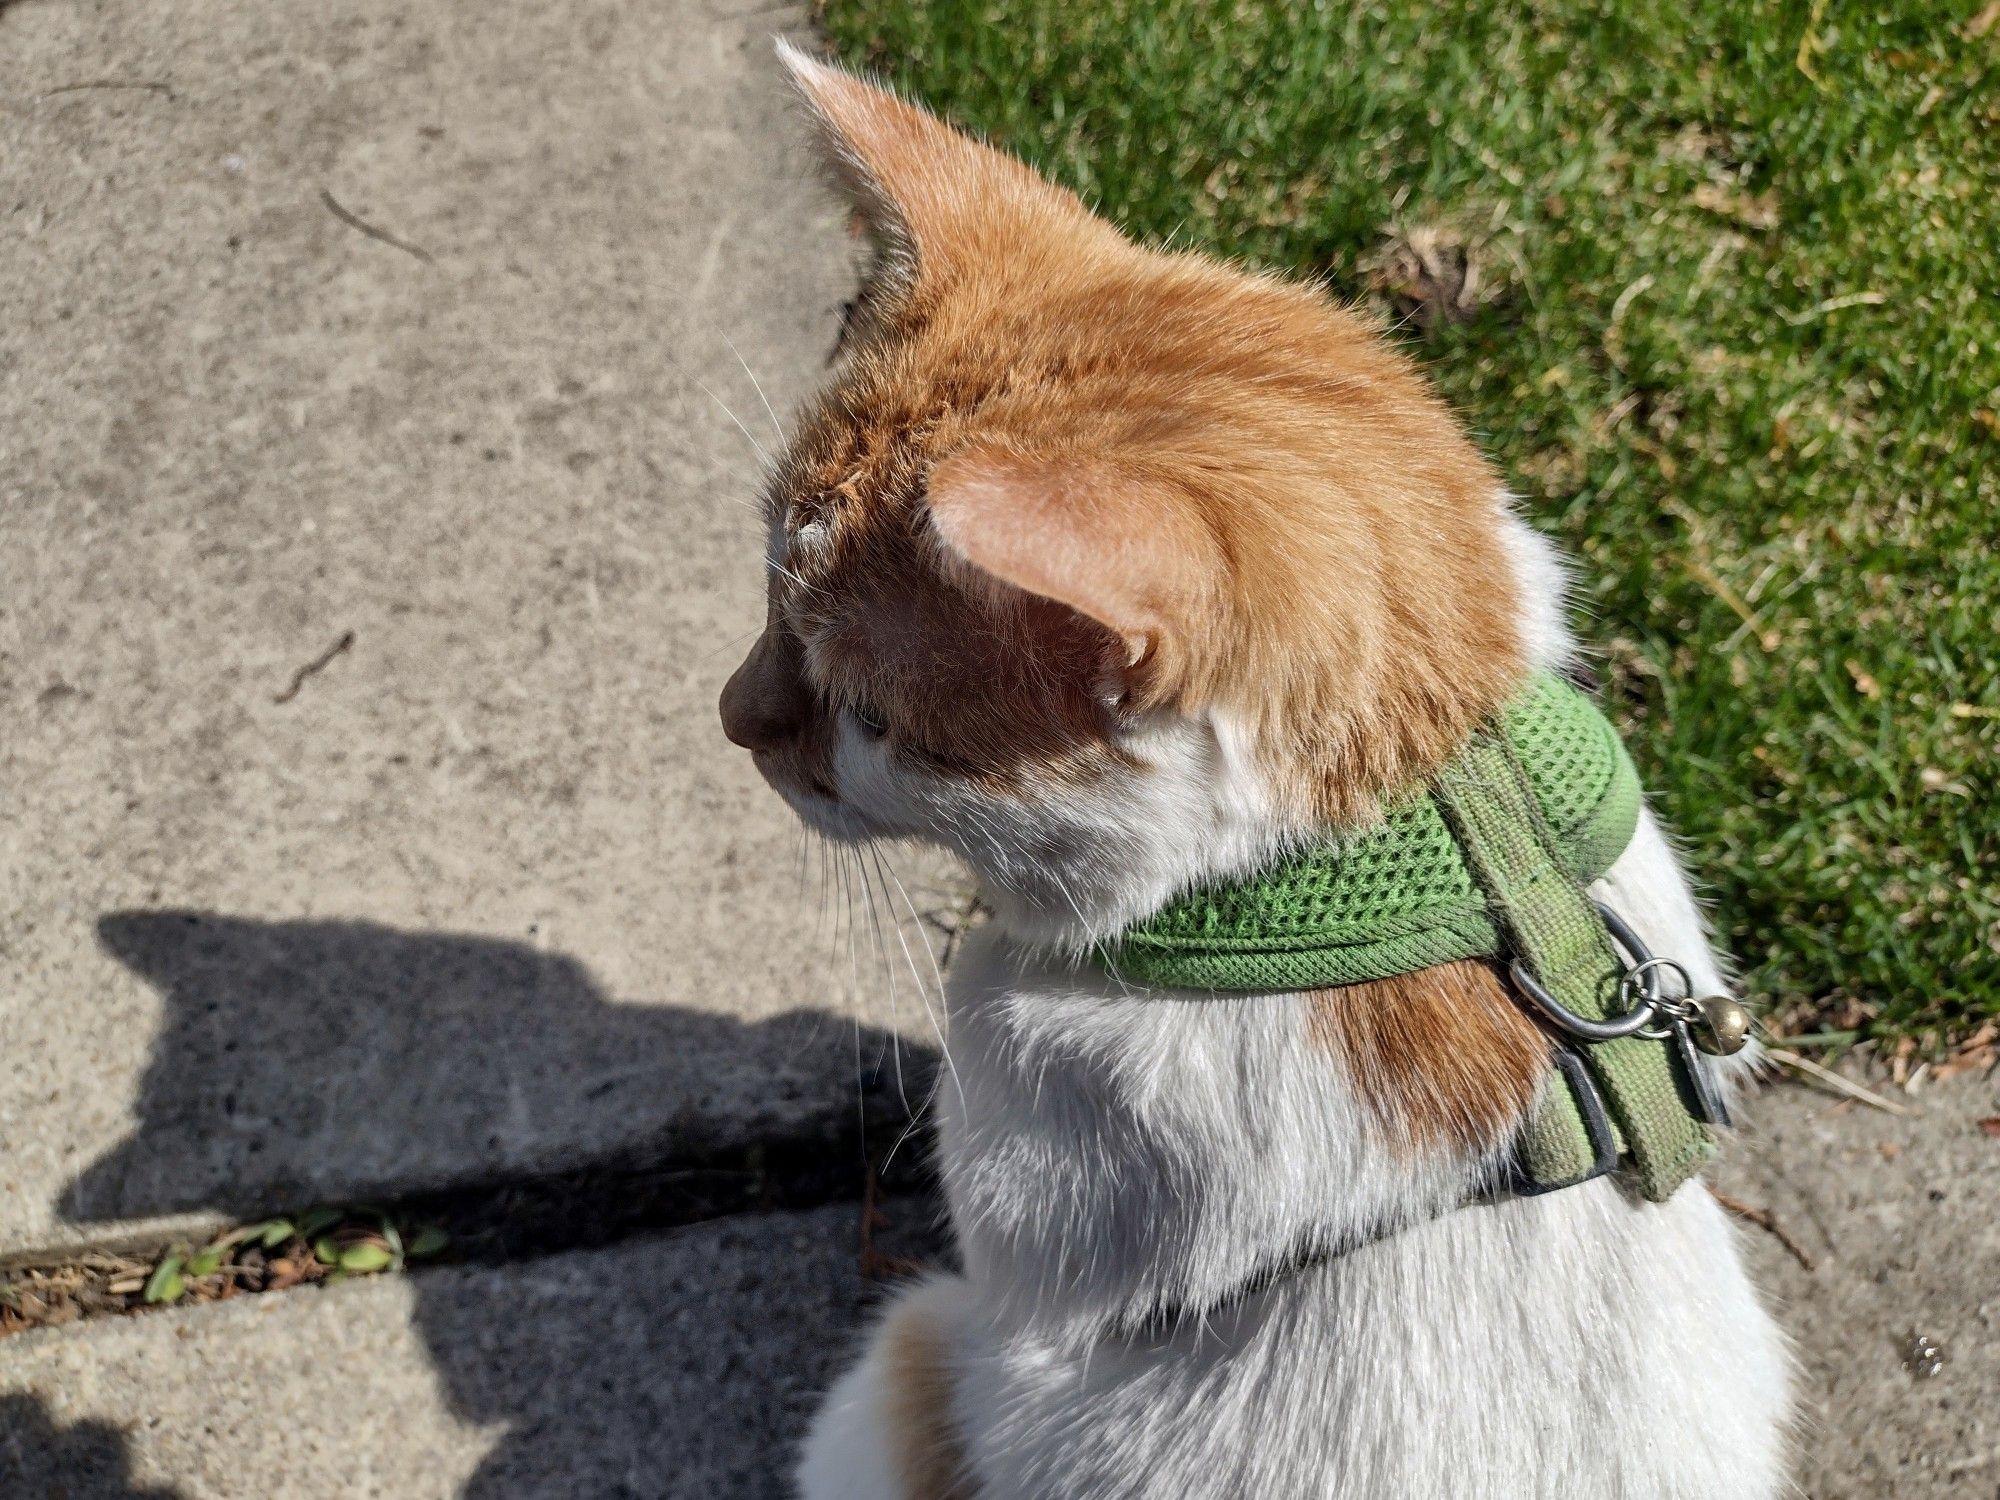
<box><xmin>41</xmin><ymin>80</ymin><xmax>174</xmax><ymax>100</ymax></box>
<box><xmin>1708</xmin><ymin>1188</ymin><xmax>1818</xmax><ymax>1272</ymax></box>
<box><xmin>273</xmin><ymin>630</ymin><xmax>356</xmax><ymax>704</ymax></box>
<box><xmin>320</xmin><ymin>188</ymin><xmax>435</xmax><ymax>265</ymax></box>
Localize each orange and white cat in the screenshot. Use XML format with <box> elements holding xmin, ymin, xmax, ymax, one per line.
<box><xmin>721</xmin><ymin>43</ymin><xmax>1791</xmax><ymax>1500</ymax></box>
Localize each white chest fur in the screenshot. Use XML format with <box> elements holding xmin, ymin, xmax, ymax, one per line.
<box><xmin>798</xmin><ymin>809</ymin><xmax>1793</xmax><ymax>1499</ymax></box>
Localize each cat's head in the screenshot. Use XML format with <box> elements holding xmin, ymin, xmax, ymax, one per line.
<box><xmin>721</xmin><ymin>46</ymin><xmax>1566</xmax><ymax>944</ymax></box>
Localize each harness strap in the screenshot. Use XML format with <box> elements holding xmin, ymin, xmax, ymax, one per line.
<box><xmin>1433</xmin><ymin>734</ymin><xmax>1713</xmax><ymax>1201</ymax></box>
<box><xmin>1105</xmin><ymin>674</ymin><xmax>1644</xmax><ymax>994</ymax></box>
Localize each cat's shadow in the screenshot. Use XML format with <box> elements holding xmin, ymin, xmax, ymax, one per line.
<box><xmin>32</xmin><ymin>911</ymin><xmax>942</xmax><ymax>1499</ymax></box>
<box><xmin>0</xmin><ymin>1395</ymin><xmax>181</xmax><ymax>1500</ymax></box>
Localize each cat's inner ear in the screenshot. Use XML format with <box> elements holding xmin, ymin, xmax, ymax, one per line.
<box><xmin>775</xmin><ymin>41</ymin><xmax>1106</xmax><ymax>301</ymax></box>
<box><xmin>925</xmin><ymin>443</ymin><xmax>1220</xmax><ymax>696</ymax></box>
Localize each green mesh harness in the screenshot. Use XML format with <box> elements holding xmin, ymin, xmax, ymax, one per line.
<box><xmin>1102</xmin><ymin>672</ymin><xmax>1722</xmax><ymax>1203</ymax></box>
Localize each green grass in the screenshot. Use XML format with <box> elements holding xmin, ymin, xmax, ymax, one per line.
<box><xmin>823</xmin><ymin>0</ymin><xmax>2000</xmax><ymax>1043</ymax></box>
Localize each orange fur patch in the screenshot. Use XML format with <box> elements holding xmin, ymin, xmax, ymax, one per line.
<box><xmin>1306</xmin><ymin>961</ymin><xmax>1549</xmax><ymax>1155</ymax></box>
<box><xmin>880</xmin><ymin>1303</ymin><xmax>978</xmax><ymax>1500</ymax></box>
<box><xmin>732</xmin><ymin>53</ymin><xmax>1529</xmax><ymax>819</ymax></box>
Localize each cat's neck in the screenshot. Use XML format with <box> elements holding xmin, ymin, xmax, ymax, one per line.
<box><xmin>936</xmin><ymin>922</ymin><xmax>1496</xmax><ymax>1339</ymax></box>
<box><xmin>971</xmin><ymin>818</ymin><xmax>1289</xmax><ymax>955</ymax></box>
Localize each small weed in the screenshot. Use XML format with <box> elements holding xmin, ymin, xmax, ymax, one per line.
<box><xmin>0</xmin><ymin>1208</ymin><xmax>453</xmax><ymax>1339</ymax></box>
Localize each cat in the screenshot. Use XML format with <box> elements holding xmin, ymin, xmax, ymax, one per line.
<box><xmin>720</xmin><ymin>42</ymin><xmax>1793</xmax><ymax>1500</ymax></box>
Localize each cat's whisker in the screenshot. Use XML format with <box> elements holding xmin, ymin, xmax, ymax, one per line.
<box><xmin>696</xmin><ymin>623</ymin><xmax>766</xmax><ymax>665</ymax></box>
<box><xmin>767</xmin><ymin>557</ymin><xmax>831</xmax><ymax>601</ymax></box>
<box><xmin>823</xmin><ymin>842</ymin><xmax>865</xmax><ymax>1135</ymax></box>
<box><xmin>816</xmin><ymin>834</ymin><xmax>834</xmax><ymax>944</ymax></box>
<box><xmin>832</xmin><ymin>836</ymin><xmax>856</xmax><ymax>976</ymax></box>
<box><xmin>866</xmin><ymin>844</ymin><xmax>945</xmax><ymax>994</ymax></box>
<box><xmin>865</xmin><ymin>843</ymin><xmax>966</xmax><ymax>1129</ymax></box>
<box><xmin>709</xmin><ymin>480</ymin><xmax>766</xmax><ymax>516</ymax></box>
<box><xmin>792</xmin><ymin>825</ymin><xmax>815</xmax><ymax>926</ymax></box>
<box><xmin>851</xmin><ymin>846</ymin><xmax>910</xmax><ymax>1114</ymax></box>
<box><xmin>880</xmin><ymin>1102</ymin><xmax>932</xmax><ymax>1189</ymax></box>
<box><xmin>715</xmin><ymin>325</ymin><xmax>786</xmax><ymax>444</ymax></box>
<box><xmin>839</xmin><ymin>846</ymin><xmax>898</xmax><ymax>1156</ymax></box>
<box><xmin>667</xmin><ymin>352</ymin><xmax>774</xmax><ymax>469</ymax></box>
<box><xmin>880</xmin><ymin>916</ymin><xmax>956</xmax><ymax>1120</ymax></box>
<box><xmin>849</xmin><ymin>982</ymin><xmax>867</xmax><ymax>1158</ymax></box>
<box><xmin>838</xmin><ymin>844</ymin><xmax>865</xmax><ymax>1019</ymax></box>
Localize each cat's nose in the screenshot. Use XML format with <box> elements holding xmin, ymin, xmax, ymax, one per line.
<box><xmin>720</xmin><ymin>633</ymin><xmax>810</xmax><ymax>752</ymax></box>
<box><xmin>719</xmin><ymin>676</ymin><xmax>800</xmax><ymax>752</ymax></box>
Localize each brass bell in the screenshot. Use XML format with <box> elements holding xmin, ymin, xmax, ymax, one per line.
<box><xmin>1691</xmin><ymin>995</ymin><xmax>1752</xmax><ymax>1056</ymax></box>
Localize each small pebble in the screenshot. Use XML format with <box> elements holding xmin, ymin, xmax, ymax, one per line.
<box><xmin>1903</xmin><ymin>1332</ymin><xmax>1945</xmax><ymax>1379</ymax></box>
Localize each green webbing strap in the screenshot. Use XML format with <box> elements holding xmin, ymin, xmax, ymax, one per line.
<box><xmin>1433</xmin><ymin>735</ymin><xmax>1713</xmax><ymax>1201</ymax></box>
<box><xmin>1106</xmin><ymin>674</ymin><xmax>1644</xmax><ymax>992</ymax></box>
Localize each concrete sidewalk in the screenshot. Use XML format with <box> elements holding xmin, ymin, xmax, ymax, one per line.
<box><xmin>2</xmin><ymin>0</ymin><xmax>954</xmax><ymax>1263</ymax></box>
<box><xmin>0</xmin><ymin>1079</ymin><xmax>1993</xmax><ymax>1498</ymax></box>
<box><xmin>0</xmin><ymin>1205</ymin><xmax>871</xmax><ymax>1498</ymax></box>
<box><xmin>1709</xmin><ymin>1075</ymin><xmax>2000</xmax><ymax>1496</ymax></box>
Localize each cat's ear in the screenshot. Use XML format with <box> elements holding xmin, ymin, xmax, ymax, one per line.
<box><xmin>775</xmin><ymin>41</ymin><xmax>1100</xmax><ymax>300</ymax></box>
<box><xmin>925</xmin><ymin>442</ymin><xmax>1221</xmax><ymax>681</ymax></box>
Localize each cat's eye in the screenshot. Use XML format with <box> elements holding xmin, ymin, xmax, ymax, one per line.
<box><xmin>850</xmin><ymin>702</ymin><xmax>889</xmax><ymax>739</ymax></box>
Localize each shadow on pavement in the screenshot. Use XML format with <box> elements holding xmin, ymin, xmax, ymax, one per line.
<box><xmin>45</xmin><ymin>911</ymin><xmax>945</xmax><ymax>1498</ymax></box>
<box><xmin>0</xmin><ymin>1395</ymin><xmax>182</xmax><ymax>1499</ymax></box>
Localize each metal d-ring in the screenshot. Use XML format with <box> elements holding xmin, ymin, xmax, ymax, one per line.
<box><xmin>1592</xmin><ymin>901</ymin><xmax>1655</xmax><ymax>973</ymax></box>
<box><xmin>1593</xmin><ymin>903</ymin><xmax>1705</xmax><ymax>1036</ymax></box>
<box><xmin>1507</xmin><ymin>959</ymin><xmax>1661</xmax><ymax>1042</ymax></box>
<box><xmin>1507</xmin><ymin>900</ymin><xmax>1676</xmax><ymax>1043</ymax></box>
<box><xmin>1511</xmin><ymin>901</ymin><xmax>1736</xmax><ymax>1129</ymax></box>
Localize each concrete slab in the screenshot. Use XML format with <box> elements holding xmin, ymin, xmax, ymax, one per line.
<box><xmin>0</xmin><ymin>1204</ymin><xmax>876</xmax><ymax>1498</ymax></box>
<box><xmin>1</xmin><ymin>1080</ymin><xmax>1992</xmax><ymax>1497</ymax></box>
<box><xmin>0</xmin><ymin>0</ymin><xmax>957</xmax><ymax>1257</ymax></box>
<box><xmin>1713</xmin><ymin>1075</ymin><xmax>2000</xmax><ymax>1498</ymax></box>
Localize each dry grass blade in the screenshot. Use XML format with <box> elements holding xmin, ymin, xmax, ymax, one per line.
<box><xmin>1708</xmin><ymin>1188</ymin><xmax>1818</xmax><ymax>1271</ymax></box>
<box><xmin>1766</xmin><ymin>1047</ymin><xmax>1916</xmax><ymax>1116</ymax></box>
<box><xmin>319</xmin><ymin>189</ymin><xmax>435</xmax><ymax>265</ymax></box>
